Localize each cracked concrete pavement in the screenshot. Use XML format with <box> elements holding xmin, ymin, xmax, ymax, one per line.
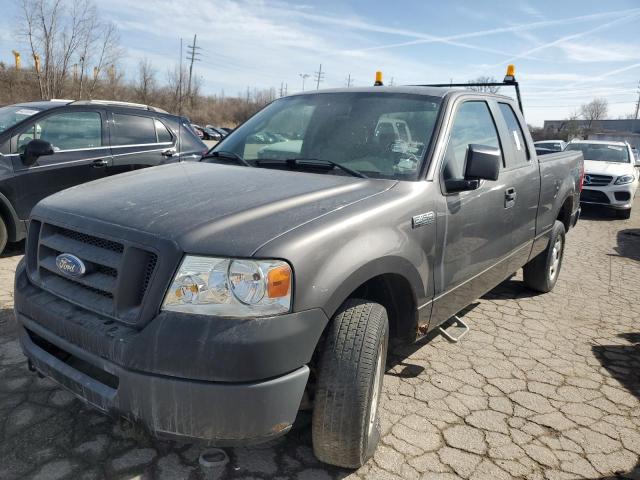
<box><xmin>1</xmin><ymin>200</ymin><xmax>639</xmax><ymax>479</ymax></box>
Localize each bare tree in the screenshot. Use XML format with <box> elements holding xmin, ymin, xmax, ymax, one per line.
<box><xmin>466</xmin><ymin>76</ymin><xmax>501</xmax><ymax>94</ymax></box>
<box><xmin>579</xmin><ymin>98</ymin><xmax>608</xmax><ymax>133</ymax></box>
<box><xmin>135</xmin><ymin>58</ymin><xmax>156</xmax><ymax>104</ymax></box>
<box><xmin>18</xmin><ymin>0</ymin><xmax>120</xmax><ymax>99</ymax></box>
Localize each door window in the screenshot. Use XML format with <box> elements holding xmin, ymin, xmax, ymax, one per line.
<box><xmin>112</xmin><ymin>114</ymin><xmax>157</xmax><ymax>146</ymax></box>
<box><xmin>442</xmin><ymin>101</ymin><xmax>501</xmax><ymax>181</ymax></box>
<box><xmin>498</xmin><ymin>103</ymin><xmax>529</xmax><ymax>167</ymax></box>
<box><xmin>16</xmin><ymin>111</ymin><xmax>102</xmax><ymax>152</ymax></box>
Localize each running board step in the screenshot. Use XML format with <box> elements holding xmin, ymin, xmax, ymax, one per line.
<box><xmin>438</xmin><ymin>315</ymin><xmax>469</xmax><ymax>343</ymax></box>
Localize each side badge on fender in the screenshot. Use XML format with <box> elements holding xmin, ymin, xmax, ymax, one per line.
<box><xmin>412</xmin><ymin>211</ymin><xmax>435</xmax><ymax>229</ymax></box>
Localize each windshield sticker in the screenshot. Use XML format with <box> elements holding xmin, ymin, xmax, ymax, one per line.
<box><xmin>512</xmin><ymin>130</ymin><xmax>522</xmax><ymax>151</ymax></box>
<box><xmin>15</xmin><ymin>109</ymin><xmax>39</xmax><ymax>117</ymax></box>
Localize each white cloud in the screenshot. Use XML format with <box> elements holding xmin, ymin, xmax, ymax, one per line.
<box><xmin>559</xmin><ymin>42</ymin><xmax>640</xmax><ymax>62</ymax></box>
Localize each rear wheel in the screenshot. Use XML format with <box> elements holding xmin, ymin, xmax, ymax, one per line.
<box><xmin>312</xmin><ymin>299</ymin><xmax>388</xmax><ymax>468</ymax></box>
<box><xmin>616</xmin><ymin>208</ymin><xmax>631</xmax><ymax>219</ymax></box>
<box><xmin>523</xmin><ymin>220</ymin><xmax>565</xmax><ymax>293</ymax></box>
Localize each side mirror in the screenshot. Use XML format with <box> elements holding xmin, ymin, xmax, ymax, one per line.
<box><xmin>444</xmin><ymin>144</ymin><xmax>501</xmax><ymax>193</ymax></box>
<box><xmin>21</xmin><ymin>139</ymin><xmax>54</xmax><ymax>166</ymax></box>
<box><xmin>212</xmin><ymin>133</ymin><xmax>222</xmax><ymax>142</ymax></box>
<box><xmin>465</xmin><ymin>144</ymin><xmax>500</xmax><ymax>181</ymax></box>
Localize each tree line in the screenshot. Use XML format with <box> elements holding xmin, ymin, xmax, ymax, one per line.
<box><xmin>1</xmin><ymin>0</ymin><xmax>276</xmax><ymax>127</ymax></box>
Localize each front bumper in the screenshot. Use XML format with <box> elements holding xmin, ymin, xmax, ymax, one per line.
<box><xmin>14</xmin><ymin>260</ymin><xmax>327</xmax><ymax>444</ymax></box>
<box><xmin>580</xmin><ymin>183</ymin><xmax>637</xmax><ymax>210</ymax></box>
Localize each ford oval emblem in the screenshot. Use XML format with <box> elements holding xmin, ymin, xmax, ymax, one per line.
<box><xmin>55</xmin><ymin>253</ymin><xmax>86</xmax><ymax>277</ymax></box>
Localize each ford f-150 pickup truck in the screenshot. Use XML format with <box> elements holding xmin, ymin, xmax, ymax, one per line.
<box><xmin>15</xmin><ymin>74</ymin><xmax>583</xmax><ymax>468</ymax></box>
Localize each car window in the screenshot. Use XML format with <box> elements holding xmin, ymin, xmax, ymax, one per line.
<box><xmin>442</xmin><ymin>101</ymin><xmax>501</xmax><ymax>181</ymax></box>
<box><xmin>16</xmin><ymin>111</ymin><xmax>102</xmax><ymax>152</ymax></box>
<box><xmin>155</xmin><ymin>119</ymin><xmax>172</xmax><ymax>143</ymax></box>
<box><xmin>112</xmin><ymin>114</ymin><xmax>157</xmax><ymax>146</ymax></box>
<box><xmin>498</xmin><ymin>103</ymin><xmax>529</xmax><ymax>167</ymax></box>
<box><xmin>566</xmin><ymin>143</ymin><xmax>630</xmax><ymax>163</ymax></box>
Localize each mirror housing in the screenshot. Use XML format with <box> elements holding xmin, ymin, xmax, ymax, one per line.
<box><xmin>21</xmin><ymin>139</ymin><xmax>54</xmax><ymax>166</ymax></box>
<box><xmin>465</xmin><ymin>144</ymin><xmax>500</xmax><ymax>181</ymax></box>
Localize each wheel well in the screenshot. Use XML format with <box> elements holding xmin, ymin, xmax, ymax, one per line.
<box><xmin>557</xmin><ymin>197</ymin><xmax>572</xmax><ymax>231</ymax></box>
<box><xmin>349</xmin><ymin>273</ymin><xmax>417</xmax><ymax>342</ymax></box>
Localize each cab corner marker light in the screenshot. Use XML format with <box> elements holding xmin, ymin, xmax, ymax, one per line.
<box><xmin>374</xmin><ymin>70</ymin><xmax>383</xmax><ymax>86</ymax></box>
<box><xmin>267</xmin><ymin>264</ymin><xmax>292</xmax><ymax>298</ymax></box>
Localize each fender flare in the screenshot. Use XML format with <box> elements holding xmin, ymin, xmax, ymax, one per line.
<box><xmin>322</xmin><ymin>255</ymin><xmax>425</xmax><ymax>320</ymax></box>
<box><xmin>0</xmin><ymin>191</ymin><xmax>24</xmax><ymax>242</ymax></box>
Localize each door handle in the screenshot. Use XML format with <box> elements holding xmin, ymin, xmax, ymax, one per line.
<box><xmin>92</xmin><ymin>158</ymin><xmax>110</xmax><ymax>168</ymax></box>
<box><xmin>505</xmin><ymin>187</ymin><xmax>517</xmax><ymax>208</ymax></box>
<box><xmin>161</xmin><ymin>148</ymin><xmax>177</xmax><ymax>157</ymax></box>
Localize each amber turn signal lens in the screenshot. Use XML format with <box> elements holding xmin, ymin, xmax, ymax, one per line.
<box><xmin>267</xmin><ymin>265</ymin><xmax>291</xmax><ymax>298</ymax></box>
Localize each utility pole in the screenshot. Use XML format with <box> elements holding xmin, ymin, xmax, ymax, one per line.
<box><xmin>314</xmin><ymin>64</ymin><xmax>324</xmax><ymax>90</ymax></box>
<box><xmin>389</xmin><ymin>77</ymin><xmax>395</xmax><ymax>86</ymax></box>
<box><xmin>178</xmin><ymin>37</ymin><xmax>184</xmax><ymax>115</ymax></box>
<box><xmin>346</xmin><ymin>74</ymin><xmax>353</xmax><ymax>87</ymax></box>
<box><xmin>186</xmin><ymin>34</ymin><xmax>202</xmax><ymax>99</ymax></box>
<box><xmin>634</xmin><ymin>81</ymin><xmax>640</xmax><ymax>120</ymax></box>
<box><xmin>299</xmin><ymin>73</ymin><xmax>309</xmax><ymax>91</ymax></box>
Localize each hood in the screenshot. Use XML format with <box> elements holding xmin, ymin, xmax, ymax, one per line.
<box><xmin>34</xmin><ymin>162</ymin><xmax>395</xmax><ymax>256</ymax></box>
<box><xmin>583</xmin><ymin>160</ymin><xmax>634</xmax><ymax>177</ymax></box>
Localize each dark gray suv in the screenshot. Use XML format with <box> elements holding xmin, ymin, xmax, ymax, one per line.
<box><xmin>0</xmin><ymin>100</ymin><xmax>206</xmax><ymax>253</ymax></box>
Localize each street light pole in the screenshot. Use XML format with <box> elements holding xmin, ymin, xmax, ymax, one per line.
<box><xmin>299</xmin><ymin>73</ymin><xmax>310</xmax><ymax>91</ymax></box>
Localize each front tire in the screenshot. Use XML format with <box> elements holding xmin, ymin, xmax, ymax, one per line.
<box><xmin>616</xmin><ymin>208</ymin><xmax>631</xmax><ymax>219</ymax></box>
<box><xmin>312</xmin><ymin>299</ymin><xmax>389</xmax><ymax>468</ymax></box>
<box><xmin>523</xmin><ymin>220</ymin><xmax>565</xmax><ymax>293</ymax></box>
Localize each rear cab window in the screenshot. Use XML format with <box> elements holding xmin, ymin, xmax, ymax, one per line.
<box><xmin>498</xmin><ymin>103</ymin><xmax>529</xmax><ymax>168</ymax></box>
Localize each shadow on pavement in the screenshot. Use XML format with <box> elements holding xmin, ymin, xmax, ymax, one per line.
<box><xmin>579</xmin><ymin>204</ymin><xmax>622</xmax><ymax>222</ymax></box>
<box><xmin>614</xmin><ymin>229</ymin><xmax>640</xmax><ymax>262</ymax></box>
<box><xmin>1</xmin><ymin>241</ymin><xmax>25</xmax><ymax>258</ymax></box>
<box><xmin>481</xmin><ymin>277</ymin><xmax>542</xmax><ymax>300</ymax></box>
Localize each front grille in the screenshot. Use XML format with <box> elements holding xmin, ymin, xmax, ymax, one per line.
<box><xmin>583</xmin><ymin>174</ymin><xmax>612</xmax><ymax>187</ymax></box>
<box><xmin>580</xmin><ymin>189</ymin><xmax>610</xmax><ymax>204</ymax></box>
<box><xmin>29</xmin><ymin>222</ymin><xmax>158</xmax><ymax>325</ymax></box>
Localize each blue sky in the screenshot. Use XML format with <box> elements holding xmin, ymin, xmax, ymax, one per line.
<box><xmin>1</xmin><ymin>0</ymin><xmax>640</xmax><ymax>126</ymax></box>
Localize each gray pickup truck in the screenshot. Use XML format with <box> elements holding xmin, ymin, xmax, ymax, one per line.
<box><xmin>15</xmin><ymin>84</ymin><xmax>582</xmax><ymax>468</ymax></box>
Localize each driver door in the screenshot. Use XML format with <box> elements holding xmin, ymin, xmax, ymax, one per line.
<box><xmin>10</xmin><ymin>108</ymin><xmax>111</xmax><ymax>219</ymax></box>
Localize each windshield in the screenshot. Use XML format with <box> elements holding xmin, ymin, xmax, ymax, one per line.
<box><xmin>566</xmin><ymin>143</ymin><xmax>629</xmax><ymax>163</ymax></box>
<box><xmin>0</xmin><ymin>105</ymin><xmax>42</xmax><ymax>134</ymax></box>
<box><xmin>211</xmin><ymin>92</ymin><xmax>442</xmax><ymax>180</ymax></box>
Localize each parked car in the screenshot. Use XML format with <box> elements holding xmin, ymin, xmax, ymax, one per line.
<box><xmin>15</xmin><ymin>86</ymin><xmax>582</xmax><ymax>468</ymax></box>
<box><xmin>566</xmin><ymin>139</ymin><xmax>639</xmax><ymax>219</ymax></box>
<box><xmin>205</xmin><ymin>125</ymin><xmax>229</xmax><ymax>138</ymax></box>
<box><xmin>534</xmin><ymin>140</ymin><xmax>566</xmax><ymax>152</ymax></box>
<box><xmin>0</xmin><ymin>100</ymin><xmax>206</xmax><ymax>253</ymax></box>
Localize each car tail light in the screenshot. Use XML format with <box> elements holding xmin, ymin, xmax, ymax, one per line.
<box><xmin>579</xmin><ymin>160</ymin><xmax>585</xmax><ymax>192</ymax></box>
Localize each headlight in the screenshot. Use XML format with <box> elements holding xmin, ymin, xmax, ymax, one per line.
<box><xmin>614</xmin><ymin>174</ymin><xmax>634</xmax><ymax>185</ymax></box>
<box><xmin>162</xmin><ymin>256</ymin><xmax>292</xmax><ymax>317</ymax></box>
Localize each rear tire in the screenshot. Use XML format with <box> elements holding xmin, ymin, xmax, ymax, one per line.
<box><xmin>523</xmin><ymin>220</ymin><xmax>565</xmax><ymax>293</ymax></box>
<box><xmin>616</xmin><ymin>208</ymin><xmax>631</xmax><ymax>219</ymax></box>
<box><xmin>312</xmin><ymin>299</ymin><xmax>389</xmax><ymax>468</ymax></box>
<box><xmin>0</xmin><ymin>217</ymin><xmax>7</xmax><ymax>255</ymax></box>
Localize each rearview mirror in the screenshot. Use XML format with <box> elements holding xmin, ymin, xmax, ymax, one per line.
<box><xmin>21</xmin><ymin>139</ymin><xmax>54</xmax><ymax>166</ymax></box>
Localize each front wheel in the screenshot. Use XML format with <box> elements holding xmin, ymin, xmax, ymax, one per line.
<box><xmin>312</xmin><ymin>299</ymin><xmax>389</xmax><ymax>468</ymax></box>
<box><xmin>523</xmin><ymin>220</ymin><xmax>565</xmax><ymax>293</ymax></box>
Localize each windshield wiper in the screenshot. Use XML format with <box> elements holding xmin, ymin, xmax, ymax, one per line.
<box><xmin>202</xmin><ymin>150</ymin><xmax>252</xmax><ymax>167</ymax></box>
<box><xmin>256</xmin><ymin>157</ymin><xmax>367</xmax><ymax>178</ymax></box>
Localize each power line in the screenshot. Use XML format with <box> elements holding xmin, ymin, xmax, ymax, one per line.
<box><xmin>314</xmin><ymin>64</ymin><xmax>324</xmax><ymax>90</ymax></box>
<box><xmin>186</xmin><ymin>34</ymin><xmax>202</xmax><ymax>99</ymax></box>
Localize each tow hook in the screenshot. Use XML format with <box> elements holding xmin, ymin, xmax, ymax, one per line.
<box><xmin>27</xmin><ymin>359</ymin><xmax>44</xmax><ymax>378</ymax></box>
